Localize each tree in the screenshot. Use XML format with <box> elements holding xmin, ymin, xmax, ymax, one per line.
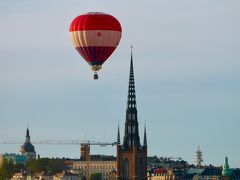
<box><xmin>0</xmin><ymin>167</ymin><xmax>10</xmax><ymax>180</ymax></box>
<box><xmin>26</xmin><ymin>158</ymin><xmax>65</xmax><ymax>175</ymax></box>
<box><xmin>13</xmin><ymin>163</ymin><xmax>26</xmax><ymax>173</ymax></box>
<box><xmin>48</xmin><ymin>159</ymin><xmax>65</xmax><ymax>174</ymax></box>
<box><xmin>0</xmin><ymin>159</ymin><xmax>14</xmax><ymax>179</ymax></box>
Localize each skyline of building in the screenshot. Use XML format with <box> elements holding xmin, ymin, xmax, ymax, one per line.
<box><xmin>2</xmin><ymin>125</ymin><xmax>236</xmax><ymax>168</ymax></box>
<box><xmin>1</xmin><ymin>126</ymin><xmax>239</xmax><ymax>179</ymax></box>
<box><xmin>1</xmin><ymin>1</ymin><xmax>239</xmax><ymax>167</ymax></box>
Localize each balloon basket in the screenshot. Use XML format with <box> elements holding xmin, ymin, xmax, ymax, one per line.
<box><xmin>93</xmin><ymin>72</ymin><xmax>98</xmax><ymax>80</ymax></box>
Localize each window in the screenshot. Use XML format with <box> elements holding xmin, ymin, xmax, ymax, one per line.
<box><xmin>128</xmin><ymin>140</ymin><xmax>131</xmax><ymax>147</ymax></box>
<box><xmin>123</xmin><ymin>159</ymin><xmax>129</xmax><ymax>180</ymax></box>
<box><xmin>128</xmin><ymin>125</ymin><xmax>131</xmax><ymax>133</ymax></box>
<box><xmin>132</xmin><ymin>126</ymin><xmax>136</xmax><ymax>133</ymax></box>
<box><xmin>138</xmin><ymin>158</ymin><xmax>143</xmax><ymax>178</ymax></box>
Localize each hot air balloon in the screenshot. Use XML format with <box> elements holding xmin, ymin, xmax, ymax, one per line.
<box><xmin>69</xmin><ymin>12</ymin><xmax>122</xmax><ymax>79</ymax></box>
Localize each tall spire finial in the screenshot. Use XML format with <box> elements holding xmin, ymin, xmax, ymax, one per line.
<box><xmin>143</xmin><ymin>123</ymin><xmax>147</xmax><ymax>147</ymax></box>
<box><xmin>26</xmin><ymin>125</ymin><xmax>30</xmax><ymax>143</ymax></box>
<box><xmin>131</xmin><ymin>45</ymin><xmax>133</xmax><ymax>57</ymax></box>
<box><xmin>130</xmin><ymin>45</ymin><xmax>133</xmax><ymax>70</ymax></box>
<box><xmin>26</xmin><ymin>124</ymin><xmax>29</xmax><ymax>137</ymax></box>
<box><xmin>117</xmin><ymin>121</ymin><xmax>120</xmax><ymax>145</ymax></box>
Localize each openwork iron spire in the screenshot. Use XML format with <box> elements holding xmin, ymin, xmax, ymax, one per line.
<box><xmin>127</xmin><ymin>46</ymin><xmax>137</xmax><ymax>110</ymax></box>
<box><xmin>123</xmin><ymin>47</ymin><xmax>141</xmax><ymax>149</ymax></box>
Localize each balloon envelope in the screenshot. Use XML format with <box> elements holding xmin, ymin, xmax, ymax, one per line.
<box><xmin>69</xmin><ymin>12</ymin><xmax>122</xmax><ymax>73</ymax></box>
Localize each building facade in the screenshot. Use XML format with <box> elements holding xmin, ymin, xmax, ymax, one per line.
<box><xmin>148</xmin><ymin>169</ymin><xmax>179</xmax><ymax>180</ymax></box>
<box><xmin>70</xmin><ymin>144</ymin><xmax>116</xmax><ymax>180</ymax></box>
<box><xmin>116</xmin><ymin>49</ymin><xmax>147</xmax><ymax>180</ymax></box>
<box><xmin>72</xmin><ymin>159</ymin><xmax>116</xmax><ymax>180</ymax></box>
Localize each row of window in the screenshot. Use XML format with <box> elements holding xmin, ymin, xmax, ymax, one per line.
<box><xmin>78</xmin><ymin>171</ymin><xmax>110</xmax><ymax>178</ymax></box>
<box><xmin>74</xmin><ymin>165</ymin><xmax>115</xmax><ymax>170</ymax></box>
<box><xmin>75</xmin><ymin>161</ymin><xmax>115</xmax><ymax>164</ymax></box>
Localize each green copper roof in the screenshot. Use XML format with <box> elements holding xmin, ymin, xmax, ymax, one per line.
<box><xmin>222</xmin><ymin>156</ymin><xmax>231</xmax><ymax>176</ymax></box>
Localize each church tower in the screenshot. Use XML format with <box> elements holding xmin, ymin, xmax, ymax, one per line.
<box><xmin>116</xmin><ymin>48</ymin><xmax>147</xmax><ymax>180</ymax></box>
<box><xmin>19</xmin><ymin>127</ymin><xmax>36</xmax><ymax>160</ymax></box>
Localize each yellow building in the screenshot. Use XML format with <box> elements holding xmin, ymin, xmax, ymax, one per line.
<box><xmin>71</xmin><ymin>144</ymin><xmax>116</xmax><ymax>180</ymax></box>
<box><xmin>72</xmin><ymin>158</ymin><xmax>116</xmax><ymax>180</ymax></box>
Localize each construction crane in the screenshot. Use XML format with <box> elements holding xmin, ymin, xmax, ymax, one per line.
<box><xmin>4</xmin><ymin>140</ymin><xmax>117</xmax><ymax>180</ymax></box>
<box><xmin>3</xmin><ymin>140</ymin><xmax>116</xmax><ymax>146</ymax></box>
<box><xmin>3</xmin><ymin>139</ymin><xmax>117</xmax><ymax>160</ymax></box>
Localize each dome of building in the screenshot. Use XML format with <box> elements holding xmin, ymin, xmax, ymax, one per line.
<box><xmin>21</xmin><ymin>142</ymin><xmax>35</xmax><ymax>153</ymax></box>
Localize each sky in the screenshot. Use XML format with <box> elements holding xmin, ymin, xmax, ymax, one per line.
<box><xmin>0</xmin><ymin>0</ymin><xmax>240</xmax><ymax>167</ymax></box>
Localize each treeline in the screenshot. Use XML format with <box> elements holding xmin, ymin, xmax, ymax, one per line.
<box><xmin>0</xmin><ymin>158</ymin><xmax>65</xmax><ymax>179</ymax></box>
<box><xmin>0</xmin><ymin>159</ymin><xmax>25</xmax><ymax>179</ymax></box>
<box><xmin>26</xmin><ymin>158</ymin><xmax>65</xmax><ymax>174</ymax></box>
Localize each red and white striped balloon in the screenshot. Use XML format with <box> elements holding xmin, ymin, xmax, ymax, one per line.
<box><xmin>69</xmin><ymin>12</ymin><xmax>122</xmax><ymax>79</ymax></box>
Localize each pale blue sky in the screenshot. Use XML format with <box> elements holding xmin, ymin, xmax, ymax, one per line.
<box><xmin>0</xmin><ymin>0</ymin><xmax>239</xmax><ymax>167</ymax></box>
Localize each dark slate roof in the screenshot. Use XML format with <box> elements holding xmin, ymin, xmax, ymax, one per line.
<box><xmin>21</xmin><ymin>142</ymin><xmax>35</xmax><ymax>153</ymax></box>
<box><xmin>184</xmin><ymin>168</ymin><xmax>204</xmax><ymax>179</ymax></box>
<box><xmin>173</xmin><ymin>169</ymin><xmax>185</xmax><ymax>176</ymax></box>
<box><xmin>201</xmin><ymin>168</ymin><xmax>222</xmax><ymax>176</ymax></box>
<box><xmin>184</xmin><ymin>173</ymin><xmax>195</xmax><ymax>179</ymax></box>
<box><xmin>187</xmin><ymin>168</ymin><xmax>205</xmax><ymax>174</ymax></box>
<box><xmin>232</xmin><ymin>169</ymin><xmax>240</xmax><ymax>177</ymax></box>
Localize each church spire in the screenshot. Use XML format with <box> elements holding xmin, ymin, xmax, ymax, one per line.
<box><xmin>26</xmin><ymin>126</ymin><xmax>30</xmax><ymax>143</ymax></box>
<box><xmin>117</xmin><ymin>122</ymin><xmax>120</xmax><ymax>145</ymax></box>
<box><xmin>222</xmin><ymin>156</ymin><xmax>231</xmax><ymax>176</ymax></box>
<box><xmin>123</xmin><ymin>47</ymin><xmax>141</xmax><ymax>149</ymax></box>
<box><xmin>127</xmin><ymin>45</ymin><xmax>137</xmax><ymax>110</ymax></box>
